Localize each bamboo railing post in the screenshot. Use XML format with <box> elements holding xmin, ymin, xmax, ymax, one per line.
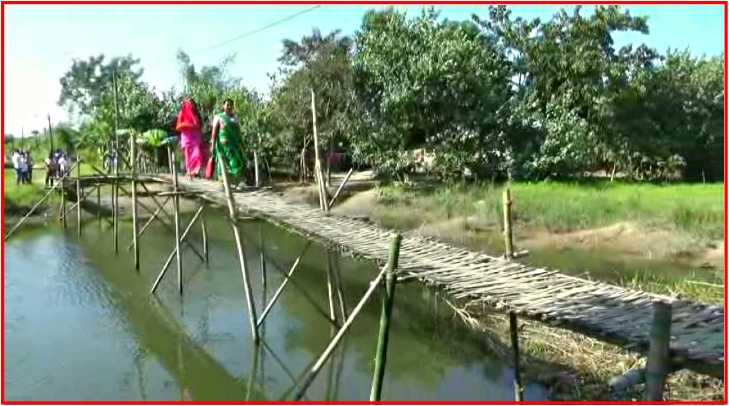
<box><xmin>644</xmin><ymin>302</ymin><xmax>672</xmax><ymax>401</ymax></box>
<box><xmin>170</xmin><ymin>147</ymin><xmax>183</xmax><ymax>294</ymax></box>
<box><xmin>218</xmin><ymin>156</ymin><xmax>259</xmax><ymax>344</ymax></box>
<box><xmin>370</xmin><ymin>233</ymin><xmax>402</xmax><ymax>402</ymax></box>
<box><xmin>292</xmin><ymin>264</ymin><xmax>389</xmax><ymax>400</ymax></box>
<box><xmin>201</xmin><ymin>204</ymin><xmax>209</xmax><ymax>264</ymax></box>
<box><xmin>328</xmin><ymin>167</ymin><xmax>354</xmax><ymax>208</ymax></box>
<box><xmin>131</xmin><ymin>134</ymin><xmax>140</xmax><ymax>270</ymax></box>
<box><xmin>509</xmin><ymin>312</ymin><xmax>524</xmax><ymax>401</ymax></box>
<box><xmin>502</xmin><ymin>188</ymin><xmax>514</xmax><ymax>259</ymax></box>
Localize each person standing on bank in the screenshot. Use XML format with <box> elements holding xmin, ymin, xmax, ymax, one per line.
<box><xmin>210</xmin><ymin>98</ymin><xmax>246</xmax><ymax>188</ymax></box>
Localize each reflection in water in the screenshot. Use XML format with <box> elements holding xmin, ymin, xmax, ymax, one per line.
<box><xmin>4</xmin><ymin>214</ymin><xmax>549</xmax><ymax>401</ymax></box>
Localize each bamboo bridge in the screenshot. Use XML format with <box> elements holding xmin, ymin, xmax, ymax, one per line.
<box><xmin>145</xmin><ymin>174</ymin><xmax>724</xmax><ymax>379</ymax></box>
<box><xmin>6</xmin><ymin>153</ymin><xmax>724</xmax><ymax>400</ymax></box>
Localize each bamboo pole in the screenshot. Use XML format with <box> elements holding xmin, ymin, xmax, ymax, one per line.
<box><xmin>331</xmin><ymin>255</ymin><xmax>348</xmax><ymax>322</ymax></box>
<box><xmin>4</xmin><ymin>161</ymin><xmax>79</xmax><ymax>240</ymax></box>
<box><xmin>112</xmin><ymin>70</ymin><xmax>121</xmax><ymax>254</ymax></box>
<box><xmin>131</xmin><ymin>135</ymin><xmax>140</xmax><ymax>270</ymax></box>
<box><xmin>170</xmin><ymin>147</ymin><xmax>183</xmax><ymax>294</ymax></box>
<box><xmin>502</xmin><ymin>188</ymin><xmax>513</xmax><ymax>259</ymax></box>
<box><xmin>259</xmin><ymin>223</ymin><xmax>267</xmax><ymax>289</ymax></box>
<box><xmin>125</xmin><ymin>196</ymin><xmax>171</xmax><ymax>251</ymax></box>
<box><xmin>76</xmin><ymin>163</ymin><xmax>82</xmax><ymax>236</ymax></box>
<box><xmin>150</xmin><ymin>205</ymin><xmax>204</xmax><ymax>294</ymax></box>
<box><xmin>96</xmin><ymin>182</ymin><xmax>101</xmax><ymax>225</ymax></box>
<box><xmin>256</xmin><ymin>242</ymin><xmax>310</xmax><ymax>327</ymax></box>
<box><xmin>509</xmin><ymin>312</ymin><xmax>523</xmax><ymax>401</ymax></box>
<box><xmin>60</xmin><ymin>178</ymin><xmax>67</xmax><ymax>229</ymax></box>
<box><xmin>254</xmin><ymin>149</ymin><xmax>260</xmax><ymax>188</ymax></box>
<box><xmin>644</xmin><ymin>302</ymin><xmax>672</xmax><ymax>401</ymax></box>
<box><xmin>201</xmin><ymin>204</ymin><xmax>209</xmax><ymax>263</ymax></box>
<box><xmin>310</xmin><ymin>89</ymin><xmax>329</xmax><ymax>212</ymax></box>
<box><xmin>218</xmin><ymin>156</ymin><xmax>259</xmax><ymax>344</ymax></box>
<box><xmin>328</xmin><ymin>167</ymin><xmax>354</xmax><ymax>208</ymax></box>
<box><xmin>325</xmin><ymin>252</ymin><xmax>336</xmax><ymax>323</ymax></box>
<box><xmin>135</xmin><ymin>182</ymin><xmax>205</xmax><ymax>261</ymax></box>
<box><xmin>292</xmin><ymin>262</ymin><xmax>390</xmax><ymax>401</ymax></box>
<box><xmin>370</xmin><ymin>233</ymin><xmax>402</xmax><ymax>401</ymax></box>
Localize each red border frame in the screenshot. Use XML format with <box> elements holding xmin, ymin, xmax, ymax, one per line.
<box><xmin>0</xmin><ymin>1</ymin><xmax>726</xmax><ymax>404</ymax></box>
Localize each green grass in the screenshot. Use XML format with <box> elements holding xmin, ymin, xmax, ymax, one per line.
<box><xmin>3</xmin><ymin>169</ymin><xmax>48</xmax><ymax>208</ymax></box>
<box><xmin>375</xmin><ymin>180</ymin><xmax>724</xmax><ymax>241</ymax></box>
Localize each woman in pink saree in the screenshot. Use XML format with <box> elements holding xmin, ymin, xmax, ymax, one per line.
<box><xmin>175</xmin><ymin>99</ymin><xmax>206</xmax><ymax>179</ymax></box>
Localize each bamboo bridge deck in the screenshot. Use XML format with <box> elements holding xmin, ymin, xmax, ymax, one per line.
<box><xmin>104</xmin><ymin>174</ymin><xmax>726</xmax><ymax>377</ymax></box>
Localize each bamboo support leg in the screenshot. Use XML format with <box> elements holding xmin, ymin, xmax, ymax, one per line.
<box><xmin>326</xmin><ymin>252</ymin><xmax>336</xmax><ymax>323</ymax></box>
<box><xmin>134</xmin><ymin>183</ymin><xmax>205</xmax><ymax>262</ymax></box>
<box><xmin>502</xmin><ymin>188</ymin><xmax>513</xmax><ymax>259</ymax></box>
<box><xmin>509</xmin><ymin>312</ymin><xmax>523</xmax><ymax>401</ymax></box>
<box><xmin>257</xmin><ymin>242</ymin><xmax>311</xmax><ymax>327</ymax></box>
<box><xmin>150</xmin><ymin>205</ymin><xmax>204</xmax><ymax>294</ymax></box>
<box><xmin>96</xmin><ymin>183</ymin><xmax>101</xmax><ymax>225</ymax></box>
<box><xmin>113</xmin><ymin>178</ymin><xmax>119</xmax><ymax>253</ymax></box>
<box><xmin>370</xmin><ymin>233</ymin><xmax>402</xmax><ymax>401</ymax></box>
<box><xmin>218</xmin><ymin>157</ymin><xmax>259</xmax><ymax>344</ymax></box>
<box><xmin>644</xmin><ymin>302</ymin><xmax>672</xmax><ymax>401</ymax></box>
<box><xmin>60</xmin><ymin>179</ymin><xmax>67</xmax><ymax>229</ymax></box>
<box><xmin>291</xmin><ymin>263</ymin><xmax>390</xmax><ymax>401</ymax></box>
<box><xmin>171</xmin><ymin>149</ymin><xmax>183</xmax><ymax>294</ymax></box>
<box><xmin>201</xmin><ymin>205</ymin><xmax>209</xmax><ymax>263</ymax></box>
<box><xmin>131</xmin><ymin>180</ymin><xmax>140</xmax><ymax>270</ymax></box>
<box><xmin>125</xmin><ymin>196</ymin><xmax>171</xmax><ymax>251</ymax></box>
<box><xmin>76</xmin><ymin>165</ymin><xmax>82</xmax><ymax>236</ymax></box>
<box><xmin>259</xmin><ymin>224</ymin><xmax>267</xmax><ymax>289</ymax></box>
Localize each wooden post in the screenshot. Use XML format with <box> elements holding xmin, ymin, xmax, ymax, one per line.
<box><xmin>644</xmin><ymin>302</ymin><xmax>672</xmax><ymax>401</ymax></box>
<box><xmin>292</xmin><ymin>263</ymin><xmax>390</xmax><ymax>400</ymax></box>
<box><xmin>370</xmin><ymin>233</ymin><xmax>402</xmax><ymax>401</ymax></box>
<box><xmin>76</xmin><ymin>162</ymin><xmax>82</xmax><ymax>236</ymax></box>
<box><xmin>201</xmin><ymin>204</ymin><xmax>209</xmax><ymax>263</ymax></box>
<box><xmin>502</xmin><ymin>188</ymin><xmax>513</xmax><ymax>259</ymax></box>
<box><xmin>218</xmin><ymin>156</ymin><xmax>259</xmax><ymax>344</ymax></box>
<box><xmin>131</xmin><ymin>134</ymin><xmax>140</xmax><ymax>270</ymax></box>
<box><xmin>509</xmin><ymin>312</ymin><xmax>523</xmax><ymax>401</ymax></box>
<box><xmin>170</xmin><ymin>147</ymin><xmax>183</xmax><ymax>294</ymax></box>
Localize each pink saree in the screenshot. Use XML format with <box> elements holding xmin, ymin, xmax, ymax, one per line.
<box><xmin>176</xmin><ymin>100</ymin><xmax>206</xmax><ymax>177</ymax></box>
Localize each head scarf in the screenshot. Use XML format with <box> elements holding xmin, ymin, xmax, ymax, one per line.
<box><xmin>176</xmin><ymin>99</ymin><xmax>201</xmax><ymax>132</ymax></box>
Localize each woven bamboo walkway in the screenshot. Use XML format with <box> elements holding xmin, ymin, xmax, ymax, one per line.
<box><xmin>142</xmin><ymin>175</ymin><xmax>724</xmax><ymax>377</ymax></box>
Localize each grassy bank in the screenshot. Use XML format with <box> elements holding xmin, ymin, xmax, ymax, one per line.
<box><xmin>317</xmin><ymin>179</ymin><xmax>725</xmax><ymax>400</ymax></box>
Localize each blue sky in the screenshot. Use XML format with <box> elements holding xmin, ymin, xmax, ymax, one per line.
<box><xmin>3</xmin><ymin>3</ymin><xmax>726</xmax><ymax>136</ymax></box>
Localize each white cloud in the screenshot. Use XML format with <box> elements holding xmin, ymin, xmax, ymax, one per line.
<box><xmin>3</xmin><ymin>53</ymin><xmax>68</xmax><ymax>136</ymax></box>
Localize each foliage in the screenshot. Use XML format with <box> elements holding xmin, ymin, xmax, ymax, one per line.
<box><xmin>54</xmin><ymin>5</ymin><xmax>724</xmax><ymax>183</ymax></box>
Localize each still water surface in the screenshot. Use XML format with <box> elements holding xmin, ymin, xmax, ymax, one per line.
<box><xmin>4</xmin><ymin>214</ymin><xmax>549</xmax><ymax>401</ymax></box>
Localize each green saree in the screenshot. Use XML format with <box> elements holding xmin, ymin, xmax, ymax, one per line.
<box><xmin>214</xmin><ymin>113</ymin><xmax>245</xmax><ymax>183</ymax></box>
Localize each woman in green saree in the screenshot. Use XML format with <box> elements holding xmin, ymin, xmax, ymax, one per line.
<box><xmin>210</xmin><ymin>98</ymin><xmax>246</xmax><ymax>187</ymax></box>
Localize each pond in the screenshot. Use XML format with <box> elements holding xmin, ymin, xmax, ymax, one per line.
<box><xmin>4</xmin><ymin>212</ymin><xmax>549</xmax><ymax>401</ymax></box>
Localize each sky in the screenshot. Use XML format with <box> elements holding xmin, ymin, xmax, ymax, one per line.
<box><xmin>2</xmin><ymin>3</ymin><xmax>726</xmax><ymax>137</ymax></box>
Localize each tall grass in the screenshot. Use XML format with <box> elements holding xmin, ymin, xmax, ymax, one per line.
<box><xmin>376</xmin><ymin>180</ymin><xmax>724</xmax><ymax>241</ymax></box>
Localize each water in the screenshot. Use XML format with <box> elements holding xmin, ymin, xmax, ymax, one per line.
<box><xmin>4</xmin><ymin>214</ymin><xmax>549</xmax><ymax>401</ymax></box>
